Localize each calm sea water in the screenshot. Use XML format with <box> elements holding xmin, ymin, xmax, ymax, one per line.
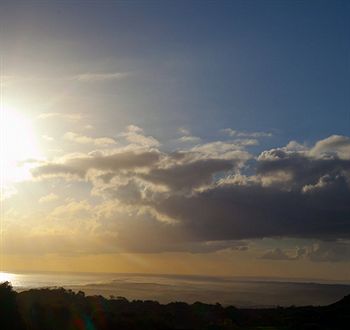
<box><xmin>0</xmin><ymin>271</ymin><xmax>117</xmax><ymax>288</ymax></box>
<box><xmin>1</xmin><ymin>271</ymin><xmax>349</xmax><ymax>307</ymax></box>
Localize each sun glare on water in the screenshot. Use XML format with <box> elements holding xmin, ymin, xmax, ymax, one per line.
<box><xmin>0</xmin><ymin>272</ymin><xmax>16</xmax><ymax>284</ymax></box>
<box><xmin>0</xmin><ymin>108</ymin><xmax>41</xmax><ymax>195</ymax></box>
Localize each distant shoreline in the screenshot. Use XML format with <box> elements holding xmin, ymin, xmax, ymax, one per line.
<box><xmin>1</xmin><ymin>271</ymin><xmax>348</xmax><ymax>308</ymax></box>
<box><xmin>3</xmin><ymin>270</ymin><xmax>350</xmax><ymax>286</ymax></box>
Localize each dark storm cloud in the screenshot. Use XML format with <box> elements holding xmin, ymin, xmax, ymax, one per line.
<box><xmin>153</xmin><ymin>179</ymin><xmax>350</xmax><ymax>241</ymax></box>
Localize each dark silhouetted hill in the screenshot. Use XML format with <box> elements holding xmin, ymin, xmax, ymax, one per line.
<box><xmin>0</xmin><ymin>281</ymin><xmax>349</xmax><ymax>329</ymax></box>
<box><xmin>329</xmin><ymin>294</ymin><xmax>350</xmax><ymax>308</ymax></box>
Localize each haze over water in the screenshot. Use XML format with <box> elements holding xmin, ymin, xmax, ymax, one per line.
<box><xmin>1</xmin><ymin>271</ymin><xmax>349</xmax><ymax>307</ymax></box>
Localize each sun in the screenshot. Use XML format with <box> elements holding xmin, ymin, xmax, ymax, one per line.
<box><xmin>0</xmin><ymin>272</ymin><xmax>16</xmax><ymax>284</ymax></box>
<box><xmin>0</xmin><ymin>108</ymin><xmax>41</xmax><ymax>193</ymax></box>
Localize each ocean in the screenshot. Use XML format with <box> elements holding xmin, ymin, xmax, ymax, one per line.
<box><xmin>1</xmin><ymin>271</ymin><xmax>349</xmax><ymax>307</ymax></box>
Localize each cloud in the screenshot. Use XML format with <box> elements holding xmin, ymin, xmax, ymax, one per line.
<box><xmin>176</xmin><ymin>127</ymin><xmax>201</xmax><ymax>143</ymax></box>
<box><xmin>121</xmin><ymin>125</ymin><xmax>160</xmax><ymax>147</ymax></box>
<box><xmin>38</xmin><ymin>112</ymin><xmax>84</xmax><ymax>122</ymax></box>
<box><xmin>28</xmin><ymin>132</ymin><xmax>350</xmax><ymax>253</ymax></box>
<box><xmin>32</xmin><ymin>149</ymin><xmax>161</xmax><ymax>180</ymax></box>
<box><xmin>257</xmin><ymin>142</ymin><xmax>350</xmax><ymax>191</ymax></box>
<box><xmin>140</xmin><ymin>158</ymin><xmax>236</xmax><ymax>191</ymax></box>
<box><xmin>39</xmin><ymin>193</ymin><xmax>59</xmax><ymax>203</ymax></box>
<box><xmin>178</xmin><ymin>127</ymin><xmax>191</xmax><ymax>136</ymax></box>
<box><xmin>3</xmin><ymin>200</ymin><xmax>249</xmax><ymax>255</ymax></box>
<box><xmin>260</xmin><ymin>248</ymin><xmax>296</xmax><ymax>261</ymax></box>
<box><xmin>178</xmin><ymin>135</ymin><xmax>201</xmax><ymax>143</ymax></box>
<box><xmin>306</xmin><ymin>241</ymin><xmax>350</xmax><ymax>262</ymax></box>
<box><xmin>310</xmin><ymin>135</ymin><xmax>350</xmax><ymax>159</ymax></box>
<box><xmin>190</xmin><ymin>141</ymin><xmax>252</xmax><ymax>160</ymax></box>
<box><xmin>221</xmin><ymin>128</ymin><xmax>273</xmax><ymax>138</ymax></box>
<box><xmin>50</xmin><ymin>200</ymin><xmax>93</xmax><ymax>220</ymax></box>
<box><xmin>71</xmin><ymin>72</ymin><xmax>129</xmax><ymax>82</ymax></box>
<box><xmin>147</xmin><ymin>136</ymin><xmax>350</xmax><ymax>242</ymax></box>
<box><xmin>64</xmin><ymin>132</ymin><xmax>117</xmax><ymax>146</ymax></box>
<box><xmin>152</xmin><ymin>180</ymin><xmax>350</xmax><ymax>242</ymax></box>
<box><xmin>32</xmin><ymin>163</ymin><xmax>86</xmax><ymax>179</ymax></box>
<box><xmin>260</xmin><ymin>241</ymin><xmax>350</xmax><ymax>263</ymax></box>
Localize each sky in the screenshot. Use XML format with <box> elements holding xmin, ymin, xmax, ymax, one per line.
<box><xmin>0</xmin><ymin>0</ymin><xmax>349</xmax><ymax>281</ymax></box>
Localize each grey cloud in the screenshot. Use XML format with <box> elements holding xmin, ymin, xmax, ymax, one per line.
<box><xmin>140</xmin><ymin>158</ymin><xmax>236</xmax><ymax>191</ymax></box>
<box><xmin>152</xmin><ymin>178</ymin><xmax>350</xmax><ymax>241</ymax></box>
<box><xmin>307</xmin><ymin>241</ymin><xmax>350</xmax><ymax>263</ymax></box>
<box><xmin>260</xmin><ymin>248</ymin><xmax>296</xmax><ymax>261</ymax></box>
<box><xmin>310</xmin><ymin>135</ymin><xmax>350</xmax><ymax>159</ymax></box>
<box><xmin>178</xmin><ymin>135</ymin><xmax>201</xmax><ymax>143</ymax></box>
<box><xmin>260</xmin><ymin>241</ymin><xmax>350</xmax><ymax>263</ymax></box>
<box><xmin>121</xmin><ymin>125</ymin><xmax>160</xmax><ymax>147</ymax></box>
<box><xmin>97</xmin><ymin>179</ymin><xmax>144</xmax><ymax>204</ymax></box>
<box><xmin>29</xmin><ymin>134</ymin><xmax>350</xmax><ymax>253</ymax></box>
<box><xmin>37</xmin><ymin>112</ymin><xmax>84</xmax><ymax>121</ymax></box>
<box><xmin>257</xmin><ymin>150</ymin><xmax>350</xmax><ymax>190</ymax></box>
<box><xmin>32</xmin><ymin>150</ymin><xmax>161</xmax><ymax>179</ymax></box>
<box><xmin>64</xmin><ymin>132</ymin><xmax>117</xmax><ymax>146</ymax></box>
<box><xmin>95</xmin><ymin>207</ymin><xmax>248</xmax><ymax>254</ymax></box>
<box><xmin>74</xmin><ymin>150</ymin><xmax>160</xmax><ymax>171</ymax></box>
<box><xmin>221</xmin><ymin>128</ymin><xmax>273</xmax><ymax>138</ymax></box>
<box><xmin>31</xmin><ymin>163</ymin><xmax>86</xmax><ymax>178</ymax></box>
<box><xmin>189</xmin><ymin>141</ymin><xmax>252</xmax><ymax>163</ymax></box>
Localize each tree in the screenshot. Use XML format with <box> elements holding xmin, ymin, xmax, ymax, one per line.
<box><xmin>0</xmin><ymin>282</ymin><xmax>25</xmax><ymax>330</ymax></box>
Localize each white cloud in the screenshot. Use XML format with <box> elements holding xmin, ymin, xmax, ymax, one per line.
<box><xmin>38</xmin><ymin>112</ymin><xmax>84</xmax><ymax>122</ymax></box>
<box><xmin>39</xmin><ymin>193</ymin><xmax>59</xmax><ymax>203</ymax></box>
<box><xmin>221</xmin><ymin>128</ymin><xmax>273</xmax><ymax>138</ymax></box>
<box><xmin>121</xmin><ymin>125</ymin><xmax>160</xmax><ymax>147</ymax></box>
<box><xmin>72</xmin><ymin>72</ymin><xmax>129</xmax><ymax>82</ymax></box>
<box><xmin>310</xmin><ymin>135</ymin><xmax>350</xmax><ymax>159</ymax></box>
<box><xmin>178</xmin><ymin>127</ymin><xmax>191</xmax><ymax>135</ymax></box>
<box><xmin>64</xmin><ymin>132</ymin><xmax>117</xmax><ymax>146</ymax></box>
<box><xmin>178</xmin><ymin>135</ymin><xmax>201</xmax><ymax>143</ymax></box>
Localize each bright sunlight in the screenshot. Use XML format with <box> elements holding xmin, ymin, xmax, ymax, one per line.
<box><xmin>0</xmin><ymin>108</ymin><xmax>41</xmax><ymax>194</ymax></box>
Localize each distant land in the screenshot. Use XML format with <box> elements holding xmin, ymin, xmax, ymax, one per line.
<box><xmin>4</xmin><ymin>272</ymin><xmax>350</xmax><ymax>307</ymax></box>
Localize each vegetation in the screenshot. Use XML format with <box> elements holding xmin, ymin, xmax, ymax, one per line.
<box><xmin>0</xmin><ymin>282</ymin><xmax>348</xmax><ymax>330</ymax></box>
